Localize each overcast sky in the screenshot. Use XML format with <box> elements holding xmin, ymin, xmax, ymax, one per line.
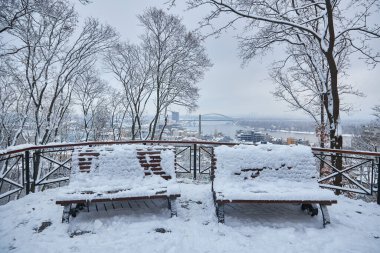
<box><xmin>74</xmin><ymin>0</ymin><xmax>380</xmax><ymax>121</ymax></box>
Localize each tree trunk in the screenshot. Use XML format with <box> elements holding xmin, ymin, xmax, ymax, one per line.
<box><xmin>159</xmin><ymin>114</ymin><xmax>168</xmax><ymax>140</ymax></box>
<box><xmin>151</xmin><ymin>82</ymin><xmax>161</xmax><ymax>140</ymax></box>
<box><xmin>324</xmin><ymin>0</ymin><xmax>343</xmax><ymax>194</ymax></box>
<box><xmin>319</xmin><ymin>93</ymin><xmax>325</xmax><ymax>177</ymax></box>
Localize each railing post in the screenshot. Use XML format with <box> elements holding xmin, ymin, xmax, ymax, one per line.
<box><xmin>377</xmin><ymin>156</ymin><xmax>380</xmax><ymax>205</ymax></box>
<box><xmin>31</xmin><ymin>150</ymin><xmax>41</xmax><ymax>193</ymax></box>
<box><xmin>25</xmin><ymin>151</ymin><xmax>30</xmax><ymax>195</ymax></box>
<box><xmin>211</xmin><ymin>147</ymin><xmax>215</xmax><ymax>192</ymax></box>
<box><xmin>193</xmin><ymin>144</ymin><xmax>197</xmax><ymax>180</ymax></box>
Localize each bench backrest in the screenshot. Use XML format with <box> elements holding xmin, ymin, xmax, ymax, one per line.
<box><xmin>77</xmin><ymin>149</ymin><xmax>100</xmax><ymax>172</ymax></box>
<box><xmin>71</xmin><ymin>145</ymin><xmax>175</xmax><ymax>182</ymax></box>
<box><xmin>136</xmin><ymin>148</ymin><xmax>173</xmax><ymax>180</ymax></box>
<box><xmin>213</xmin><ymin>144</ymin><xmax>317</xmax><ymax>183</ymax></box>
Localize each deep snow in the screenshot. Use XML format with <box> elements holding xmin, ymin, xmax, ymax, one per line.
<box><xmin>1</xmin><ymin>181</ymin><xmax>379</xmax><ymax>253</ymax></box>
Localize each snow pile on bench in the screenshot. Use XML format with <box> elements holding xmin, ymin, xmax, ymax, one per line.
<box><xmin>56</xmin><ymin>144</ymin><xmax>178</xmax><ymax>201</ymax></box>
<box><xmin>214</xmin><ymin>144</ymin><xmax>336</xmax><ymax>201</ymax></box>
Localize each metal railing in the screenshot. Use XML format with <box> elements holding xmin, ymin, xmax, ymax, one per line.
<box><xmin>0</xmin><ymin>141</ymin><xmax>379</xmax><ymax>205</ymax></box>
<box><xmin>0</xmin><ymin>141</ymin><xmax>234</xmax><ymax>204</ymax></box>
<box><xmin>312</xmin><ymin>147</ymin><xmax>379</xmax><ymax>201</ymax></box>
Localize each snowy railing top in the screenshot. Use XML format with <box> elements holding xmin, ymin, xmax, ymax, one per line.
<box><xmin>0</xmin><ymin>140</ymin><xmax>236</xmax><ymax>156</ymax></box>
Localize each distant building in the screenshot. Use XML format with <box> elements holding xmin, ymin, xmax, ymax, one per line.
<box><xmin>171</xmin><ymin>111</ymin><xmax>179</xmax><ymax>122</ymax></box>
<box><xmin>297</xmin><ymin>139</ymin><xmax>310</xmax><ymax>146</ymax></box>
<box><xmin>287</xmin><ymin>137</ymin><xmax>310</xmax><ymax>146</ymax></box>
<box><xmin>236</xmin><ymin>130</ymin><xmax>265</xmax><ymax>143</ymax></box>
<box><xmin>271</xmin><ymin>137</ymin><xmax>284</xmax><ymax>145</ymax></box>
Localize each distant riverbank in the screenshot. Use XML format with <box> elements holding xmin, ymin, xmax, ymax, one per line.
<box><xmin>188</xmin><ymin>123</ymin><xmax>353</xmax><ymax>147</ymax></box>
<box><xmin>263</xmin><ymin>130</ymin><xmax>352</xmax><ymax>147</ymax></box>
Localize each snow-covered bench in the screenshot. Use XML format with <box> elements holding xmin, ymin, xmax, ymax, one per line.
<box><xmin>56</xmin><ymin>145</ymin><xmax>180</xmax><ymax>223</ymax></box>
<box><xmin>212</xmin><ymin>144</ymin><xmax>337</xmax><ymax>227</ymax></box>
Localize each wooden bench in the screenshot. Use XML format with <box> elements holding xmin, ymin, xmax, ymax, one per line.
<box><xmin>56</xmin><ymin>145</ymin><xmax>180</xmax><ymax>223</ymax></box>
<box><xmin>212</xmin><ymin>144</ymin><xmax>337</xmax><ymax>227</ymax></box>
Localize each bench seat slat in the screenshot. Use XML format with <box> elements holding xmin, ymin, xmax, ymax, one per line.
<box><xmin>56</xmin><ymin>193</ymin><xmax>181</xmax><ymax>206</ymax></box>
<box><xmin>78</xmin><ymin>152</ymin><xmax>100</xmax><ymax>156</ymax></box>
<box><xmin>216</xmin><ymin>199</ymin><xmax>337</xmax><ymax>205</ymax></box>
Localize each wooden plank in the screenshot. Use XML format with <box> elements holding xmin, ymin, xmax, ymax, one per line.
<box><xmin>78</xmin><ymin>152</ymin><xmax>99</xmax><ymax>156</ymax></box>
<box><xmin>137</xmin><ymin>155</ymin><xmax>161</xmax><ymax>159</ymax></box>
<box><xmin>139</xmin><ymin>158</ymin><xmax>161</xmax><ymax>163</ymax></box>
<box><xmin>216</xmin><ymin>199</ymin><xmax>337</xmax><ymax>205</ymax></box>
<box><xmin>137</xmin><ymin>151</ymin><xmax>161</xmax><ymax>155</ymax></box>
<box><xmin>140</xmin><ymin>163</ymin><xmax>161</xmax><ymax>168</ymax></box>
<box><xmin>56</xmin><ymin>194</ymin><xmax>181</xmax><ymax>205</ymax></box>
<box><xmin>137</xmin><ymin>153</ymin><xmax>161</xmax><ymax>157</ymax></box>
<box><xmin>78</xmin><ymin>161</ymin><xmax>92</xmax><ymax>165</ymax></box>
<box><xmin>149</xmin><ymin>167</ymin><xmax>164</xmax><ymax>171</ymax></box>
<box><xmin>153</xmin><ymin>171</ymin><xmax>166</xmax><ymax>175</ymax></box>
<box><xmin>79</xmin><ymin>165</ymin><xmax>91</xmax><ymax>171</ymax></box>
<box><xmin>241</xmin><ymin>168</ymin><xmax>264</xmax><ymax>172</ymax></box>
<box><xmin>78</xmin><ymin>157</ymin><xmax>93</xmax><ymax>161</ymax></box>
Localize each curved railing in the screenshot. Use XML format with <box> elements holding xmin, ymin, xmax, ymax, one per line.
<box><xmin>0</xmin><ymin>140</ymin><xmax>236</xmax><ymax>204</ymax></box>
<box><xmin>0</xmin><ymin>141</ymin><xmax>379</xmax><ymax>205</ymax></box>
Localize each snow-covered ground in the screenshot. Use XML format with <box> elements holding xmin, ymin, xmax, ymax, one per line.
<box><xmin>1</xmin><ymin>180</ymin><xmax>379</xmax><ymax>253</ymax></box>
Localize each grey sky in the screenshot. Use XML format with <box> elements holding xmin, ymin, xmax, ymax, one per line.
<box><xmin>74</xmin><ymin>0</ymin><xmax>380</xmax><ymax>120</ymax></box>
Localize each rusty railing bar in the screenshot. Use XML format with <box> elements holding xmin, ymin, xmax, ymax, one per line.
<box><xmin>0</xmin><ymin>140</ymin><xmax>239</xmax><ymax>156</ymax></box>
<box><xmin>312</xmin><ymin>147</ymin><xmax>380</xmax><ymax>157</ymax></box>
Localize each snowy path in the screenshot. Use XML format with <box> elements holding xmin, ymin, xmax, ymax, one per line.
<box><xmin>1</xmin><ymin>181</ymin><xmax>380</xmax><ymax>253</ymax></box>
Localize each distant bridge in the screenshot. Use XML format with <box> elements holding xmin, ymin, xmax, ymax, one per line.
<box><xmin>179</xmin><ymin>113</ymin><xmax>239</xmax><ymax>136</ymax></box>
<box><xmin>179</xmin><ymin>113</ymin><xmax>235</xmax><ymax>122</ymax></box>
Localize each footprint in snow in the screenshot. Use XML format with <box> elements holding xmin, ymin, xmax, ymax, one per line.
<box><xmin>69</xmin><ymin>230</ymin><xmax>93</xmax><ymax>238</ymax></box>
<box><xmin>154</xmin><ymin>228</ymin><xmax>171</xmax><ymax>233</ymax></box>
<box><xmin>33</xmin><ymin>221</ymin><xmax>52</xmax><ymax>233</ymax></box>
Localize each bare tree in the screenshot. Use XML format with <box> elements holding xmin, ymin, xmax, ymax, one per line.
<box><xmin>9</xmin><ymin>0</ymin><xmax>117</xmax><ymax>145</ymax></box>
<box><xmin>73</xmin><ymin>65</ymin><xmax>109</xmax><ymax>141</ymax></box>
<box><xmin>108</xmin><ymin>88</ymin><xmax>129</xmax><ymax>141</ymax></box>
<box><xmin>0</xmin><ymin>0</ymin><xmax>31</xmax><ymax>57</ymax></box>
<box><xmin>105</xmin><ymin>42</ymin><xmax>153</xmax><ymax>140</ymax></box>
<box><xmin>271</xmin><ymin>39</ymin><xmax>362</xmax><ymax>147</ymax></box>
<box><xmin>9</xmin><ymin>0</ymin><xmax>76</xmax><ymax>144</ymax></box>
<box><xmin>352</xmin><ymin>106</ymin><xmax>380</xmax><ymax>152</ymax></box>
<box><xmin>188</xmin><ymin>0</ymin><xmax>380</xmax><ymax>151</ymax></box>
<box><xmin>373</xmin><ymin>105</ymin><xmax>380</xmax><ymax>121</ymax></box>
<box><xmin>0</xmin><ymin>0</ymin><xmax>29</xmax><ymax>34</ymax></box>
<box><xmin>2</xmin><ymin>0</ymin><xmax>117</xmax><ymax>192</ymax></box>
<box><xmin>139</xmin><ymin>7</ymin><xmax>212</xmax><ymax>140</ymax></box>
<box><xmin>92</xmin><ymin>102</ymin><xmax>110</xmax><ymax>141</ymax></box>
<box><xmin>0</xmin><ymin>59</ymin><xmax>31</xmax><ymax>147</ymax></box>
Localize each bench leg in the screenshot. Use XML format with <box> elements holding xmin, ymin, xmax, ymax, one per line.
<box><xmin>320</xmin><ymin>204</ymin><xmax>331</xmax><ymax>228</ymax></box>
<box><xmin>301</xmin><ymin>204</ymin><xmax>319</xmax><ymax>216</ymax></box>
<box><xmin>62</xmin><ymin>203</ymin><xmax>86</xmax><ymax>223</ymax></box>
<box><xmin>62</xmin><ymin>204</ymin><xmax>71</xmax><ymax>223</ymax></box>
<box><xmin>216</xmin><ymin>203</ymin><xmax>225</xmax><ymax>223</ymax></box>
<box><xmin>169</xmin><ymin>197</ymin><xmax>177</xmax><ymax>217</ymax></box>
